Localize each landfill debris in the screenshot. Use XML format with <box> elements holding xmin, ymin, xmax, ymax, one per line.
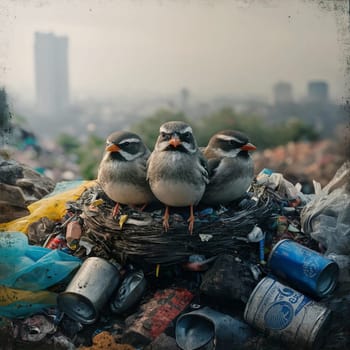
<box><xmin>58</xmin><ymin>257</ymin><xmax>120</xmax><ymax>324</ymax></box>
<box><xmin>0</xmin><ymin>161</ymin><xmax>349</xmax><ymax>349</ymax></box>
<box><xmin>244</xmin><ymin>276</ymin><xmax>332</xmax><ymax>349</ymax></box>
<box><xmin>0</xmin><ymin>179</ymin><xmax>96</xmax><ymax>233</ymax></box>
<box><xmin>0</xmin><ymin>231</ymin><xmax>81</xmax><ymax>292</ymax></box>
<box><xmin>121</xmin><ymin>288</ymin><xmax>194</xmax><ymax>348</ymax></box>
<box><xmin>110</xmin><ymin>269</ymin><xmax>147</xmax><ymax>315</ymax></box>
<box><xmin>0</xmin><ymin>158</ymin><xmax>55</xmax><ymax>223</ymax></box>
<box><xmin>268</xmin><ymin>239</ymin><xmax>339</xmax><ymax>299</ymax></box>
<box><xmin>144</xmin><ymin>333</ymin><xmax>178</xmax><ymax>350</ymax></box>
<box><xmin>79</xmin><ymin>331</ymin><xmax>135</xmax><ymax>350</ymax></box>
<box><xmin>0</xmin><ymin>285</ymin><xmax>57</xmax><ymax>319</ymax></box>
<box><xmin>326</xmin><ymin>253</ymin><xmax>350</xmax><ymax>283</ymax></box>
<box><xmin>200</xmin><ymin>254</ymin><xmax>257</xmax><ymax>304</ymax></box>
<box><xmin>66</xmin><ymin>220</ymin><xmax>83</xmax><ymax>245</ymax></box>
<box><xmin>301</xmin><ymin>161</ymin><xmax>350</xmax><ymax>255</ymax></box>
<box><xmin>13</xmin><ymin>314</ymin><xmax>56</xmax><ymax>342</ymax></box>
<box><xmin>176</xmin><ymin>306</ymin><xmax>256</xmax><ymax>350</ymax></box>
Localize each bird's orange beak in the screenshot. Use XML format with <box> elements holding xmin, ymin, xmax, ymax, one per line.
<box><xmin>106</xmin><ymin>144</ymin><xmax>121</xmax><ymax>152</ymax></box>
<box><xmin>169</xmin><ymin>136</ymin><xmax>181</xmax><ymax>148</ymax></box>
<box><xmin>241</xmin><ymin>143</ymin><xmax>256</xmax><ymax>151</ymax></box>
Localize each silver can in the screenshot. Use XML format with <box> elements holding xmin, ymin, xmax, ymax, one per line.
<box><xmin>57</xmin><ymin>257</ymin><xmax>120</xmax><ymax>324</ymax></box>
<box><xmin>244</xmin><ymin>277</ymin><xmax>331</xmax><ymax>349</ymax></box>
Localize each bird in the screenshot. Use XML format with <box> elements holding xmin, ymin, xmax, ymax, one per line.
<box><xmin>146</xmin><ymin>121</ymin><xmax>209</xmax><ymax>234</ymax></box>
<box><xmin>200</xmin><ymin>130</ymin><xmax>256</xmax><ymax>206</ymax></box>
<box><xmin>97</xmin><ymin>131</ymin><xmax>155</xmax><ymax>216</ymax></box>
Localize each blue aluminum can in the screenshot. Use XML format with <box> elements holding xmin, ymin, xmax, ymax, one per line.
<box><xmin>268</xmin><ymin>239</ymin><xmax>339</xmax><ymax>298</ymax></box>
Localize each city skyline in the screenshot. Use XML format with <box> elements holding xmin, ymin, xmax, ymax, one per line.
<box><xmin>34</xmin><ymin>32</ymin><xmax>69</xmax><ymax>115</ymax></box>
<box><xmin>0</xmin><ymin>0</ymin><xmax>349</xmax><ymax>106</ymax></box>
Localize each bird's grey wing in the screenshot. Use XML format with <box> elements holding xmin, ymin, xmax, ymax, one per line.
<box><xmin>145</xmin><ymin>151</ymin><xmax>154</xmax><ymax>181</ymax></box>
<box><xmin>207</xmin><ymin>158</ymin><xmax>221</xmax><ymax>178</ymax></box>
<box><xmin>198</xmin><ymin>152</ymin><xmax>210</xmax><ymax>184</ymax></box>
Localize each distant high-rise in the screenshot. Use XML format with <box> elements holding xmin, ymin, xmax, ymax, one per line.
<box><xmin>307</xmin><ymin>81</ymin><xmax>329</xmax><ymax>103</ymax></box>
<box><xmin>34</xmin><ymin>32</ymin><xmax>69</xmax><ymax>115</ymax></box>
<box><xmin>273</xmin><ymin>82</ymin><xmax>294</xmax><ymax>105</ymax></box>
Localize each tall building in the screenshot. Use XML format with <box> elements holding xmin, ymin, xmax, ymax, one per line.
<box><xmin>34</xmin><ymin>32</ymin><xmax>69</xmax><ymax>115</ymax></box>
<box><xmin>307</xmin><ymin>81</ymin><xmax>329</xmax><ymax>103</ymax></box>
<box><xmin>273</xmin><ymin>82</ymin><xmax>294</xmax><ymax>105</ymax></box>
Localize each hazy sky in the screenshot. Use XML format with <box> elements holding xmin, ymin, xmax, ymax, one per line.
<box><xmin>0</xmin><ymin>0</ymin><xmax>349</xmax><ymax>104</ymax></box>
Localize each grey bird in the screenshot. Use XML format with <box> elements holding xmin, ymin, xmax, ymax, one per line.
<box><xmin>147</xmin><ymin>121</ymin><xmax>209</xmax><ymax>234</ymax></box>
<box><xmin>200</xmin><ymin>130</ymin><xmax>256</xmax><ymax>206</ymax></box>
<box><xmin>97</xmin><ymin>131</ymin><xmax>155</xmax><ymax>216</ymax></box>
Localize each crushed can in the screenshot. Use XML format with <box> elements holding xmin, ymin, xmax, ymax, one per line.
<box><xmin>268</xmin><ymin>239</ymin><xmax>339</xmax><ymax>298</ymax></box>
<box><xmin>57</xmin><ymin>257</ymin><xmax>120</xmax><ymax>324</ymax></box>
<box><xmin>244</xmin><ymin>276</ymin><xmax>331</xmax><ymax>350</ymax></box>
<box><xmin>110</xmin><ymin>269</ymin><xmax>147</xmax><ymax>314</ymax></box>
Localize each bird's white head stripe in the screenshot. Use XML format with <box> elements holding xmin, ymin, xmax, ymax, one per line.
<box><xmin>119</xmin><ymin>138</ymin><xmax>140</xmax><ymax>145</ymax></box>
<box><xmin>182</xmin><ymin>126</ymin><xmax>193</xmax><ymax>134</ymax></box>
<box><xmin>159</xmin><ymin>125</ymin><xmax>193</xmax><ymax>134</ymax></box>
<box><xmin>119</xmin><ymin>150</ymin><xmax>143</xmax><ymax>161</ymax></box>
<box><xmin>216</xmin><ymin>134</ymin><xmax>242</xmax><ymax>143</ymax></box>
<box><xmin>212</xmin><ymin>147</ymin><xmax>241</xmax><ymax>157</ymax></box>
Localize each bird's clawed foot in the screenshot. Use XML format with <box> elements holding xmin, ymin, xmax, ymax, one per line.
<box><xmin>112</xmin><ymin>203</ymin><xmax>120</xmax><ymax>217</ymax></box>
<box><xmin>162</xmin><ymin>206</ymin><xmax>170</xmax><ymax>232</ymax></box>
<box><xmin>187</xmin><ymin>205</ymin><xmax>195</xmax><ymax>234</ymax></box>
<box><xmin>138</xmin><ymin>203</ymin><xmax>148</xmax><ymax>211</ymax></box>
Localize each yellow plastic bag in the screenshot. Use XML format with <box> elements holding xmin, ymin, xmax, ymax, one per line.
<box><xmin>0</xmin><ymin>180</ymin><xmax>96</xmax><ymax>234</ymax></box>
<box><xmin>0</xmin><ymin>285</ymin><xmax>57</xmax><ymax>318</ymax></box>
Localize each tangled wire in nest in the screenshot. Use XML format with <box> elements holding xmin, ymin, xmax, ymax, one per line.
<box><xmin>75</xmin><ymin>183</ymin><xmax>275</xmax><ymax>266</ymax></box>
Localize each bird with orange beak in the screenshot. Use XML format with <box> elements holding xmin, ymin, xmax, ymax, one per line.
<box><xmin>147</xmin><ymin>121</ymin><xmax>209</xmax><ymax>234</ymax></box>
<box><xmin>200</xmin><ymin>130</ymin><xmax>256</xmax><ymax>206</ymax></box>
<box><xmin>97</xmin><ymin>131</ymin><xmax>155</xmax><ymax>216</ymax></box>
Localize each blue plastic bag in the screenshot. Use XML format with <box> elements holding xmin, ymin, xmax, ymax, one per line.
<box><xmin>0</xmin><ymin>232</ymin><xmax>81</xmax><ymax>291</ymax></box>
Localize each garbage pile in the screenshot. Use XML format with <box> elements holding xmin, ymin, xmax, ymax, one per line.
<box><xmin>0</xmin><ymin>156</ymin><xmax>55</xmax><ymax>223</ymax></box>
<box><xmin>1</xmin><ymin>161</ymin><xmax>350</xmax><ymax>350</ymax></box>
<box><xmin>253</xmin><ymin>139</ymin><xmax>346</xmax><ymax>189</ymax></box>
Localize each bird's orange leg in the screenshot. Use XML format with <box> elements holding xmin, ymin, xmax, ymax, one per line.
<box><xmin>130</xmin><ymin>203</ymin><xmax>147</xmax><ymax>211</ymax></box>
<box><xmin>139</xmin><ymin>203</ymin><xmax>147</xmax><ymax>211</ymax></box>
<box><xmin>187</xmin><ymin>205</ymin><xmax>195</xmax><ymax>234</ymax></box>
<box><xmin>112</xmin><ymin>203</ymin><xmax>120</xmax><ymax>217</ymax></box>
<box><xmin>163</xmin><ymin>206</ymin><xmax>170</xmax><ymax>232</ymax></box>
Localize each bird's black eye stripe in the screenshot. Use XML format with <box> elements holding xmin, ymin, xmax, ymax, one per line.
<box><xmin>229</xmin><ymin>140</ymin><xmax>241</xmax><ymax>147</ymax></box>
<box><xmin>181</xmin><ymin>132</ymin><xmax>192</xmax><ymax>141</ymax></box>
<box><xmin>161</xmin><ymin>132</ymin><xmax>171</xmax><ymax>140</ymax></box>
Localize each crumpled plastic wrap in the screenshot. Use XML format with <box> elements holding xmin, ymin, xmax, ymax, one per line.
<box><xmin>0</xmin><ymin>285</ymin><xmax>57</xmax><ymax>319</ymax></box>
<box><xmin>300</xmin><ymin>161</ymin><xmax>350</xmax><ymax>254</ymax></box>
<box><xmin>0</xmin><ymin>231</ymin><xmax>81</xmax><ymax>318</ymax></box>
<box><xmin>256</xmin><ymin>168</ymin><xmax>300</xmax><ymax>200</ymax></box>
<box><xmin>0</xmin><ymin>180</ymin><xmax>96</xmax><ymax>234</ymax></box>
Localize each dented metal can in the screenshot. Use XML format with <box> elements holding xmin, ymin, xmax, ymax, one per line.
<box><xmin>244</xmin><ymin>277</ymin><xmax>331</xmax><ymax>350</ymax></box>
<box><xmin>57</xmin><ymin>257</ymin><xmax>120</xmax><ymax>324</ymax></box>
<box><xmin>268</xmin><ymin>239</ymin><xmax>339</xmax><ymax>298</ymax></box>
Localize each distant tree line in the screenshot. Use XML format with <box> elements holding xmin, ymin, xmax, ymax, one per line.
<box><xmin>132</xmin><ymin>107</ymin><xmax>319</xmax><ymax>150</ymax></box>
<box><xmin>58</xmin><ymin>107</ymin><xmax>319</xmax><ymax>179</ymax></box>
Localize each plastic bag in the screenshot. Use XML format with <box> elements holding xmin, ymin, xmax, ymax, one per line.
<box><xmin>0</xmin><ymin>180</ymin><xmax>96</xmax><ymax>233</ymax></box>
<box><xmin>0</xmin><ymin>285</ymin><xmax>57</xmax><ymax>319</ymax></box>
<box><xmin>300</xmin><ymin>161</ymin><xmax>350</xmax><ymax>254</ymax></box>
<box><xmin>256</xmin><ymin>168</ymin><xmax>299</xmax><ymax>200</ymax></box>
<box><xmin>0</xmin><ymin>232</ymin><xmax>81</xmax><ymax>291</ymax></box>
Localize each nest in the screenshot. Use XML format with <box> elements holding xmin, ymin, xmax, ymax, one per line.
<box><xmin>76</xmin><ymin>183</ymin><xmax>275</xmax><ymax>265</ymax></box>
